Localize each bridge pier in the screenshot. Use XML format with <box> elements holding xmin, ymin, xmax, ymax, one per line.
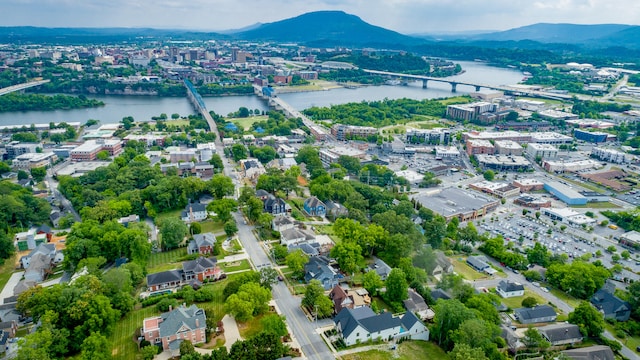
<box><xmin>422</xmin><ymin>79</ymin><xmax>428</xmax><ymax>89</ymax></box>
<box><xmin>451</xmin><ymin>83</ymin><xmax>457</xmax><ymax>93</ymax></box>
<box><xmin>475</xmin><ymin>86</ymin><xmax>481</xmax><ymax>92</ymax></box>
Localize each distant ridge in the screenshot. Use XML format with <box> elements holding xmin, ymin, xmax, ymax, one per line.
<box><xmin>470</xmin><ymin>23</ymin><xmax>633</xmax><ymax>43</ymax></box>
<box><xmin>234</xmin><ymin>10</ymin><xmax>421</xmax><ymax>47</ymax></box>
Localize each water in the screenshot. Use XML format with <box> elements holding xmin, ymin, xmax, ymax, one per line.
<box><xmin>0</xmin><ymin>61</ymin><xmax>523</xmax><ymax>127</ymax></box>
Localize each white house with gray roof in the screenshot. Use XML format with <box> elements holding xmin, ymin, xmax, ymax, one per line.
<box><xmin>334</xmin><ymin>307</ymin><xmax>429</xmax><ymax>346</ymax></box>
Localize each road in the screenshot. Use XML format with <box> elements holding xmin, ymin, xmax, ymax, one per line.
<box><xmin>45</xmin><ymin>168</ymin><xmax>81</xmax><ymax>223</ymax></box>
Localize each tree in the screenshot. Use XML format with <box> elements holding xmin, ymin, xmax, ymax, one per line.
<box><xmin>330</xmin><ymin>241</ymin><xmax>363</xmax><ymax>275</ymax></box>
<box><xmin>207</xmin><ymin>174</ymin><xmax>235</xmax><ymax>199</ymax></box>
<box><xmin>231</xmin><ymin>144</ymin><xmax>248</xmax><ymax>162</ymax></box>
<box><xmin>225</xmin><ymin>282</ymin><xmax>271</xmax><ymax>322</ymax></box>
<box><xmin>523</xmin><ymin>326</ymin><xmax>550</xmax><ymax>350</ymax></box>
<box><xmin>483</xmin><ymin>170</ymin><xmax>495</xmax><ymax>181</ymax></box>
<box><xmin>80</xmin><ymin>332</ymin><xmax>112</xmax><ymax>360</ymax></box>
<box><xmin>159</xmin><ymin>217</ymin><xmax>187</xmax><ymax>250</ymax></box>
<box><xmin>0</xmin><ymin>231</ymin><xmax>15</xmax><ymax>261</ymax></box>
<box><xmin>535</xmin><ymin>211</ymin><xmax>541</xmax><ymax>219</ymax></box>
<box><xmin>285</xmin><ymin>249</ymin><xmax>308</xmax><ymax>279</ymax></box>
<box><xmin>224</xmin><ymin>220</ymin><xmax>238</xmax><ymax>237</ymax></box>
<box><xmin>259</xmin><ymin>267</ymin><xmax>279</xmax><ymax>289</ymax></box>
<box><xmin>140</xmin><ymin>345</ymin><xmax>158</xmax><ymax>360</ymax></box>
<box><xmin>260</xmin><ymin>314</ymin><xmax>288</xmax><ymax>337</ymax></box>
<box><xmin>30</xmin><ymin>166</ymin><xmax>47</xmax><ymax>182</ymax></box>
<box><xmin>568</xmin><ymin>301</ymin><xmax>605</xmax><ymax>337</ymax></box>
<box><xmin>189</xmin><ymin>222</ymin><xmax>202</xmax><ymax>235</ymax></box>
<box><xmin>302</xmin><ymin>280</ymin><xmax>324</xmax><ymax>309</ymax></box>
<box><xmin>521</xmin><ymin>296</ymin><xmax>538</xmax><ymax>308</ymax></box>
<box><xmin>180</xmin><ymin>340</ymin><xmax>196</xmax><ymax>357</ymax></box>
<box><xmin>449</xmin><ymin>343</ymin><xmax>488</xmax><ymax>360</ymax></box>
<box><xmin>621</xmin><ymin>250</ymin><xmax>631</xmax><ymax>260</ymax></box>
<box><xmin>96</xmin><ymin>150</ymin><xmax>110</xmax><ymax>161</ymax></box>
<box><xmin>208</xmin><ymin>198</ymin><xmax>237</xmax><ymax>223</ymax></box>
<box><xmin>363</xmin><ymin>270</ymin><xmax>384</xmax><ymax>296</ymax></box>
<box><xmin>17</xmin><ymin>169</ymin><xmax>29</xmax><ymax>180</ymax></box>
<box><xmin>432</xmin><ymin>299</ymin><xmax>477</xmax><ymax>350</ymax></box>
<box><xmin>385</xmin><ymin>268</ymin><xmax>408</xmax><ymax>303</ymax></box>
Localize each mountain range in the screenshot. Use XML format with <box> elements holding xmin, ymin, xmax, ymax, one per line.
<box><xmin>1</xmin><ymin>11</ymin><xmax>640</xmax><ymax>50</ymax></box>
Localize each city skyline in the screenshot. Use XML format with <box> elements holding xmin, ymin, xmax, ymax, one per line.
<box><xmin>1</xmin><ymin>0</ymin><xmax>639</xmax><ymax>34</ymax></box>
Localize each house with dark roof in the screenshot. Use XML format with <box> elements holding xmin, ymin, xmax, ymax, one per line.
<box><xmin>181</xmin><ymin>202</ymin><xmax>208</xmax><ymax>223</ymax></box>
<box><xmin>514</xmin><ymin>305</ymin><xmax>557</xmax><ymax>324</ymax></box>
<box><xmin>496</xmin><ymin>280</ymin><xmax>525</xmax><ymax>298</ymax></box>
<box><xmin>368</xmin><ymin>257</ymin><xmax>392</xmax><ymax>280</ymax></box>
<box><xmin>304</xmin><ymin>256</ymin><xmax>342</xmax><ymax>290</ymax></box>
<box><xmin>591</xmin><ymin>284</ymin><xmax>631</xmax><ymax>321</ymax></box>
<box><xmin>288</xmin><ymin>243</ymin><xmax>320</xmax><ymax>257</ymax></box>
<box><xmin>467</xmin><ymin>256</ymin><xmax>490</xmax><ymax>272</ymax></box>
<box><xmin>187</xmin><ymin>233</ymin><xmax>216</xmax><ymax>255</ymax></box>
<box><xmin>303</xmin><ymin>196</ymin><xmax>326</xmax><ymax>217</ymax></box>
<box><xmin>561</xmin><ymin>345</ymin><xmax>614</xmax><ymax>360</ymax></box>
<box><xmin>147</xmin><ymin>269</ymin><xmax>183</xmax><ymax>292</ymax></box>
<box><xmin>182</xmin><ymin>257</ymin><xmax>222</xmax><ymax>282</ymax></box>
<box><xmin>255</xmin><ymin>189</ymin><xmax>271</xmax><ymax>201</ymax></box>
<box><xmin>431</xmin><ymin>288</ymin><xmax>451</xmax><ymax>301</ymax></box>
<box><xmin>264</xmin><ymin>195</ymin><xmax>290</xmax><ymax>216</ymax></box>
<box><xmin>142</xmin><ymin>304</ymin><xmax>206</xmax><ymax>351</ymax></box>
<box><xmin>334</xmin><ymin>307</ymin><xmax>429</xmax><ymax>346</ymax></box>
<box><xmin>539</xmin><ymin>323</ymin><xmax>583</xmax><ymax>346</ymax></box>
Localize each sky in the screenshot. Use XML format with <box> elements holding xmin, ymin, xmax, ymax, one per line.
<box><xmin>2</xmin><ymin>0</ymin><xmax>639</xmax><ymax>33</ymax></box>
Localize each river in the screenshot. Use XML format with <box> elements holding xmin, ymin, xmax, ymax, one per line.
<box><xmin>0</xmin><ymin>61</ymin><xmax>524</xmax><ymax>127</ymax></box>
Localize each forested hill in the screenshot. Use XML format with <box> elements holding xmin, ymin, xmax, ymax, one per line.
<box><xmin>233</xmin><ymin>10</ymin><xmax>422</xmax><ymax>47</ymax></box>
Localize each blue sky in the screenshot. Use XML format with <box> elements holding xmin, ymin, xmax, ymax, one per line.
<box><xmin>1</xmin><ymin>0</ymin><xmax>638</xmax><ymax>33</ymax></box>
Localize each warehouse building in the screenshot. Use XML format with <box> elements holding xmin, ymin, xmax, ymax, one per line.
<box><xmin>543</xmin><ymin>180</ymin><xmax>588</xmax><ymax>205</ymax></box>
<box><xmin>412</xmin><ymin>187</ymin><xmax>500</xmax><ymax>222</ymax></box>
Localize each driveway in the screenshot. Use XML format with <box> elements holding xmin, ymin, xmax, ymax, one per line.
<box><xmin>0</xmin><ymin>271</ymin><xmax>23</xmax><ymax>303</ymax></box>
<box><xmin>222</xmin><ymin>314</ymin><xmax>242</xmax><ymax>351</ymax></box>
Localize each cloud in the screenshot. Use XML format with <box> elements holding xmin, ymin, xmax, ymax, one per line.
<box><xmin>0</xmin><ymin>0</ymin><xmax>638</xmax><ymax>32</ymax></box>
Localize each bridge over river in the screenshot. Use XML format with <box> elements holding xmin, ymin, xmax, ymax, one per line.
<box><xmin>0</xmin><ymin>79</ymin><xmax>50</xmax><ymax>96</ymax></box>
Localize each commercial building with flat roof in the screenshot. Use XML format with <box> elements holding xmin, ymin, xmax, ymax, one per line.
<box><xmin>319</xmin><ymin>146</ymin><xmax>366</xmax><ymax>166</ymax></box>
<box><xmin>591</xmin><ymin>147</ymin><xmax>631</xmax><ymax>164</ymax></box>
<box><xmin>526</xmin><ymin>143</ymin><xmax>558</xmax><ymax>159</ymax></box>
<box><xmin>468</xmin><ymin>181</ymin><xmax>520</xmax><ymax>198</ymax></box>
<box><xmin>406</xmin><ymin>129</ymin><xmax>451</xmax><ymax>145</ymax></box>
<box><xmin>543</xmin><ymin>180</ymin><xmax>588</xmax><ymax>205</ymax></box>
<box><xmin>543</xmin><ymin>159</ymin><xmax>602</xmax><ymax>173</ymax></box>
<box><xmin>435</xmin><ymin>146</ymin><xmax>459</xmax><ymax>158</ymax></box>
<box><xmin>513</xmin><ymin>179</ymin><xmax>544</xmax><ymax>192</ymax></box>
<box><xmin>542</xmin><ymin>207</ymin><xmax>596</xmax><ymax>226</ymax></box>
<box><xmin>446</xmin><ymin>102</ymin><xmax>497</xmax><ymax>122</ymax></box>
<box><xmin>466</xmin><ymin>139</ymin><xmax>495</xmax><ymax>156</ymax></box>
<box><xmin>530</xmin><ymin>132</ymin><xmax>573</xmax><ymax>145</ymax></box>
<box><xmin>331</xmin><ymin>124</ymin><xmax>377</xmax><ymax>141</ymax></box>
<box><xmin>494</xmin><ymin>140</ymin><xmax>523</xmax><ymax>156</ymax></box>
<box><xmin>412</xmin><ymin>187</ymin><xmax>500</xmax><ymax>222</ymax></box>
<box><xmin>12</xmin><ymin>152</ymin><xmax>57</xmax><ymax>170</ymax></box>
<box><xmin>514</xmin><ymin>195</ymin><xmax>551</xmax><ymax>209</ymax></box>
<box><xmin>620</xmin><ymin>231</ymin><xmax>640</xmax><ymax>249</ymax></box>
<box><xmin>463</xmin><ymin>131</ymin><xmax>531</xmax><ymax>143</ymax></box>
<box><xmin>475</xmin><ymin>154</ymin><xmax>531</xmax><ymax>171</ymax></box>
<box><xmin>574</xmin><ymin>129</ymin><xmax>610</xmax><ymax>143</ymax></box>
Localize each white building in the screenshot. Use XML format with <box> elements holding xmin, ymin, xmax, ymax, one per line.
<box><xmin>435</xmin><ymin>146</ymin><xmax>460</xmax><ymax>158</ymax></box>
<box><xmin>526</xmin><ymin>143</ymin><xmax>559</xmax><ymax>159</ymax></box>
<box><xmin>591</xmin><ymin>147</ymin><xmax>631</xmax><ymax>164</ymax></box>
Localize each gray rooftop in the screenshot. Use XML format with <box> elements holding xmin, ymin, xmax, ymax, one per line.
<box><xmin>412</xmin><ymin>187</ymin><xmax>498</xmax><ymax>218</ymax></box>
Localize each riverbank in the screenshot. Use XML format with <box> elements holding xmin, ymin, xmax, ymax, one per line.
<box><xmin>271</xmin><ymin>80</ymin><xmax>365</xmax><ymax>94</ymax></box>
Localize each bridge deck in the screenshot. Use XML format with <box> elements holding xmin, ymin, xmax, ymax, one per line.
<box><xmin>0</xmin><ymin>79</ymin><xmax>51</xmax><ymax>96</ymax></box>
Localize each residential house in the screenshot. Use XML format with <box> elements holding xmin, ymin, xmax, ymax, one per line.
<box><xmin>182</xmin><ymin>257</ymin><xmax>222</xmax><ymax>282</ymax></box>
<box><xmin>50</xmin><ymin>210</ymin><xmax>62</xmax><ymax>228</ymax></box>
<box><xmin>467</xmin><ymin>256</ymin><xmax>490</xmax><ymax>272</ymax></box>
<box><xmin>368</xmin><ymin>257</ymin><xmax>392</xmax><ymax>281</ymax></box>
<box><xmin>145</xmin><ymin>257</ymin><xmax>223</xmax><ymax>293</ymax></box>
<box><xmin>303</xmin><ymin>196</ymin><xmax>326</xmax><ymax>217</ymax></box>
<box><xmin>147</xmin><ymin>270</ymin><xmax>183</xmax><ymax>292</ymax></box>
<box><xmin>280</xmin><ymin>227</ymin><xmax>311</xmax><ymax>246</ymax></box>
<box><xmin>20</xmin><ymin>243</ymin><xmax>58</xmax><ymax>269</ymax></box>
<box><xmin>329</xmin><ymin>285</ymin><xmax>371</xmax><ymax>314</ymax></box>
<box><xmin>430</xmin><ymin>289</ymin><xmax>451</xmax><ymax>301</ymax></box>
<box><xmin>496</xmin><ymin>281</ymin><xmax>525</xmax><ymax>298</ymax></box>
<box><xmin>403</xmin><ymin>288</ymin><xmax>435</xmax><ymax>321</ymax></box>
<box><xmin>272</xmin><ymin>216</ymin><xmax>295</xmax><ymax>232</ymax></box>
<box><xmin>561</xmin><ymin>345</ymin><xmax>614</xmax><ymax>360</ymax></box>
<box><xmin>255</xmin><ymin>189</ymin><xmax>271</xmax><ymax>201</ymax></box>
<box><xmin>334</xmin><ymin>307</ymin><xmax>429</xmax><ymax>346</ymax></box>
<box><xmin>0</xmin><ymin>320</ymin><xmax>18</xmax><ymax>338</ymax></box>
<box><xmin>24</xmin><ymin>253</ymin><xmax>52</xmax><ymax>283</ymax></box>
<box><xmin>240</xmin><ymin>158</ymin><xmax>266</xmax><ymax>181</ymax></box>
<box><xmin>181</xmin><ymin>202</ymin><xmax>208</xmax><ymax>223</ymax></box>
<box><xmin>432</xmin><ymin>251</ymin><xmax>454</xmax><ymax>278</ymax></box>
<box><xmin>142</xmin><ymin>304</ymin><xmax>206</xmax><ymax>352</ymax></box>
<box><xmin>514</xmin><ymin>305</ymin><xmax>557</xmax><ymax>324</ymax></box>
<box><xmin>591</xmin><ymin>283</ymin><xmax>631</xmax><ymax>321</ymax></box>
<box><xmin>267</xmin><ymin>157</ymin><xmax>297</xmax><ymax>171</ymax></box>
<box><xmin>288</xmin><ymin>242</ymin><xmax>320</xmax><ymax>257</ymax></box>
<box><xmin>304</xmin><ymin>256</ymin><xmax>342</xmax><ymax>290</ymax></box>
<box><xmin>187</xmin><ymin>233</ymin><xmax>216</xmax><ymax>255</ymax></box>
<box><xmin>117</xmin><ymin>214</ymin><xmax>140</xmax><ymax>227</ymax></box>
<box><xmin>325</xmin><ymin>201</ymin><xmax>349</xmax><ymax>219</ymax></box>
<box><xmin>539</xmin><ymin>323</ymin><xmax>583</xmax><ymax>346</ymax></box>
<box><xmin>264</xmin><ymin>195</ymin><xmax>290</xmax><ymax>216</ymax></box>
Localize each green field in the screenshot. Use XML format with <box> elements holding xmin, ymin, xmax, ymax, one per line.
<box><xmin>231</xmin><ymin>115</ymin><xmax>268</xmax><ymax>131</ymax></box>
<box><xmin>498</xmin><ymin>289</ymin><xmax>549</xmax><ymax>311</ymax></box>
<box><xmin>200</xmin><ymin>220</ymin><xmax>225</xmax><ymax>234</ymax></box>
<box><xmin>219</xmin><ymin>259</ymin><xmax>251</xmax><ymax>272</ymax></box>
<box><xmin>0</xmin><ymin>254</ymin><xmax>18</xmax><ymax>294</ymax></box>
<box><xmin>147</xmin><ymin>248</ymin><xmax>187</xmax><ymax>273</ymax></box>
<box><xmin>110</xmin><ymin>306</ymin><xmax>157</xmax><ymax>360</ymax></box>
<box><xmin>570</xmin><ymin>202</ymin><xmax>620</xmax><ymax>209</ymax></box>
<box><xmin>450</xmin><ymin>257</ymin><xmax>491</xmax><ymax>281</ymax></box>
<box><xmin>341</xmin><ymin>341</ymin><xmax>449</xmax><ymax>360</ymax></box>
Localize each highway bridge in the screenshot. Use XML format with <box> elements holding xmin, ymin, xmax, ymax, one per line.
<box><xmin>0</xmin><ymin>79</ymin><xmax>50</xmax><ymax>96</ymax></box>
<box><xmin>362</xmin><ymin>69</ymin><xmax>573</xmax><ymax>101</ymax></box>
<box><xmin>184</xmin><ymin>79</ymin><xmax>223</xmax><ymax>150</ymax></box>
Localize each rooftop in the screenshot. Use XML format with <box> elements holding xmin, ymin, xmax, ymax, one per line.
<box><xmin>413</xmin><ymin>188</ymin><xmax>498</xmax><ymax>217</ymax></box>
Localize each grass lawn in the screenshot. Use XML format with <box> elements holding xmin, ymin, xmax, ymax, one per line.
<box><xmin>341</xmin><ymin>341</ymin><xmax>449</xmax><ymax>360</ymax></box>
<box><xmin>219</xmin><ymin>259</ymin><xmax>251</xmax><ymax>272</ymax></box>
<box><xmin>498</xmin><ymin>289</ymin><xmax>549</xmax><ymax>310</ymax></box>
<box><xmin>147</xmin><ymin>248</ymin><xmax>187</xmax><ymax>273</ymax></box>
<box><xmin>315</xmin><ymin>224</ymin><xmax>340</xmax><ymax>243</ymax></box>
<box><xmin>165</xmin><ymin>118</ymin><xmax>191</xmax><ymax>127</ymax></box>
<box><xmin>549</xmin><ymin>288</ymin><xmax>582</xmax><ymax>309</ymax></box>
<box><xmin>570</xmin><ymin>202</ymin><xmax>620</xmax><ymax>209</ymax></box>
<box><xmin>605</xmin><ymin>322</ymin><xmax>640</xmax><ymax>351</ymax></box>
<box><xmin>110</xmin><ymin>306</ymin><xmax>157</xmax><ymax>360</ymax></box>
<box><xmin>560</xmin><ymin>176</ymin><xmax>608</xmax><ymax>194</ymax></box>
<box><xmin>438</xmin><ymin>96</ymin><xmax>474</xmax><ymax>105</ymax></box>
<box><xmin>237</xmin><ymin>313</ymin><xmax>269</xmax><ymax>339</ymax></box>
<box><xmin>0</xmin><ymin>254</ymin><xmax>18</xmax><ymax>293</ymax></box>
<box><xmin>231</xmin><ymin>115</ymin><xmax>268</xmax><ymax>130</ymax></box>
<box><xmin>371</xmin><ymin>297</ymin><xmax>392</xmax><ymax>313</ymax></box>
<box><xmin>200</xmin><ymin>220</ymin><xmax>225</xmax><ymax>234</ymax></box>
<box><xmin>450</xmin><ymin>257</ymin><xmax>491</xmax><ymax>281</ymax></box>
<box><xmin>154</xmin><ymin>208</ymin><xmax>183</xmax><ymax>224</ymax></box>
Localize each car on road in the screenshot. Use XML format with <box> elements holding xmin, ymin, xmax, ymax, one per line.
<box><xmin>277</xmin><ymin>275</ymin><xmax>284</xmax><ymax>281</ymax></box>
<box><xmin>541</xmin><ymin>287</ymin><xmax>550</xmax><ymax>293</ymax></box>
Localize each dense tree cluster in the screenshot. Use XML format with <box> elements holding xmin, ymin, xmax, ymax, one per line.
<box><xmin>303</xmin><ymin>97</ymin><xmax>467</xmax><ymax>128</ymax></box>
<box><xmin>0</xmin><ymin>93</ymin><xmax>104</xmax><ymax>112</ymax></box>
<box><xmin>479</xmin><ymin>236</ymin><xmax>528</xmax><ymax>270</ymax></box>
<box><xmin>179</xmin><ymin>332</ymin><xmax>290</xmax><ymax>360</ymax></box>
<box><xmin>546</xmin><ymin>260</ymin><xmax>611</xmax><ymax>299</ymax></box>
<box><xmin>602</xmin><ymin>210</ymin><xmax>640</xmax><ymax>238</ymax></box>
<box><xmin>0</xmin><ymin>181</ymin><xmax>51</xmax><ymax>233</ymax></box>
